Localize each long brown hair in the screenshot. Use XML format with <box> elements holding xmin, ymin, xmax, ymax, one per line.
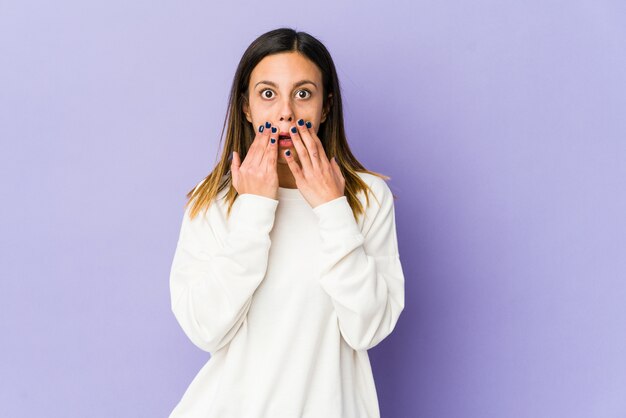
<box><xmin>184</xmin><ymin>27</ymin><xmax>395</xmax><ymax>221</ymax></box>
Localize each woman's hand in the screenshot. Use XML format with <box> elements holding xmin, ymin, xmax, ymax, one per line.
<box><xmin>283</xmin><ymin>119</ymin><xmax>345</xmax><ymax>208</ymax></box>
<box><xmin>231</xmin><ymin>122</ymin><xmax>279</xmax><ymax>200</ymax></box>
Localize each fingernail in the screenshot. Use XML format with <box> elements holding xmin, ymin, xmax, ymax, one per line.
<box><xmin>285</xmin><ymin>150</ymin><xmax>291</xmax><ymax>156</ymax></box>
<box><xmin>271</xmin><ymin>127</ymin><xmax>277</xmax><ymax>133</ymax></box>
<box><xmin>305</xmin><ymin>121</ymin><xmax>312</xmax><ymax>128</ymax></box>
<box><xmin>291</xmin><ymin>126</ymin><xmax>297</xmax><ymax>134</ymax></box>
<box><xmin>271</xmin><ymin>138</ymin><xmax>276</xmax><ymax>144</ymax></box>
<box><xmin>265</xmin><ymin>121</ymin><xmax>271</xmax><ymax>128</ymax></box>
<box><xmin>297</xmin><ymin>118</ymin><xmax>304</xmax><ymax>126</ymax></box>
<box><xmin>259</xmin><ymin>125</ymin><xmax>264</xmax><ymax>133</ymax></box>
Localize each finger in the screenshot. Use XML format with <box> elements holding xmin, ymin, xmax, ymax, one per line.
<box><xmin>231</xmin><ymin>151</ymin><xmax>240</xmax><ymax>183</ymax></box>
<box><xmin>246</xmin><ymin>124</ymin><xmax>264</xmax><ymax>155</ymax></box>
<box><xmin>331</xmin><ymin>157</ymin><xmax>346</xmax><ymax>191</ymax></box>
<box><xmin>283</xmin><ymin>148</ymin><xmax>303</xmax><ymax>181</ymax></box>
<box><xmin>304</xmin><ymin>120</ymin><xmax>330</xmax><ymax>165</ymax></box>
<box><xmin>288</xmin><ymin>124</ymin><xmax>313</xmax><ymax>174</ymax></box>
<box><xmin>247</xmin><ymin>122</ymin><xmax>272</xmax><ymax>167</ymax></box>
<box><xmin>230</xmin><ymin>150</ymin><xmax>240</xmax><ymax>169</ymax></box>
<box><xmin>331</xmin><ymin>156</ymin><xmax>342</xmax><ymax>178</ymax></box>
<box><xmin>231</xmin><ymin>150</ymin><xmax>241</xmax><ymax>170</ymax></box>
<box><xmin>261</xmin><ymin>127</ymin><xmax>278</xmax><ymax>171</ymax></box>
<box><xmin>296</xmin><ymin>118</ymin><xmax>324</xmax><ymax>171</ymax></box>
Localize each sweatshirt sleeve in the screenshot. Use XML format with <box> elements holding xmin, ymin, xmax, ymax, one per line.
<box><xmin>312</xmin><ymin>178</ymin><xmax>405</xmax><ymax>351</ymax></box>
<box><xmin>169</xmin><ymin>192</ymin><xmax>279</xmax><ymax>354</ymax></box>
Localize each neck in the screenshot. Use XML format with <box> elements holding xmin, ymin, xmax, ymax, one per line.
<box><xmin>277</xmin><ymin>161</ymin><xmax>298</xmax><ymax>188</ymax></box>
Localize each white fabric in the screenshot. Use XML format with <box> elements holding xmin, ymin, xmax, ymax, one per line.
<box><xmin>169</xmin><ymin>172</ymin><xmax>405</xmax><ymax>417</ymax></box>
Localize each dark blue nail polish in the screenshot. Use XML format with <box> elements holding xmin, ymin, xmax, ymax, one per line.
<box><xmin>291</xmin><ymin>126</ymin><xmax>297</xmax><ymax>134</ymax></box>
<box><xmin>271</xmin><ymin>138</ymin><xmax>276</xmax><ymax>144</ymax></box>
<box><xmin>259</xmin><ymin>125</ymin><xmax>264</xmax><ymax>133</ymax></box>
<box><xmin>305</xmin><ymin>121</ymin><xmax>312</xmax><ymax>128</ymax></box>
<box><xmin>297</xmin><ymin>118</ymin><xmax>304</xmax><ymax>126</ymax></box>
<box><xmin>271</xmin><ymin>127</ymin><xmax>277</xmax><ymax>133</ymax></box>
<box><xmin>286</xmin><ymin>150</ymin><xmax>291</xmax><ymax>156</ymax></box>
<box><xmin>265</xmin><ymin>121</ymin><xmax>271</xmax><ymax>128</ymax></box>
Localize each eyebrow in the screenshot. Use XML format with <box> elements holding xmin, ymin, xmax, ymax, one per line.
<box><xmin>254</xmin><ymin>79</ymin><xmax>318</xmax><ymax>89</ymax></box>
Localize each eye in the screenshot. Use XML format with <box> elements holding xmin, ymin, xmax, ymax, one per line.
<box><xmin>261</xmin><ymin>89</ymin><xmax>274</xmax><ymax>99</ymax></box>
<box><xmin>259</xmin><ymin>88</ymin><xmax>312</xmax><ymax>100</ymax></box>
<box><xmin>296</xmin><ymin>89</ymin><xmax>311</xmax><ymax>99</ymax></box>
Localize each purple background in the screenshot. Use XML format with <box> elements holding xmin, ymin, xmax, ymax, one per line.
<box><xmin>1</xmin><ymin>1</ymin><xmax>625</xmax><ymax>417</ymax></box>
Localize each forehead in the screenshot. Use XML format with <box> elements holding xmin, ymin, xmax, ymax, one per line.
<box><xmin>250</xmin><ymin>52</ymin><xmax>322</xmax><ymax>85</ymax></box>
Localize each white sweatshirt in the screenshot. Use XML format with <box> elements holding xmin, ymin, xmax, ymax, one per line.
<box><xmin>168</xmin><ymin>171</ymin><xmax>405</xmax><ymax>418</ymax></box>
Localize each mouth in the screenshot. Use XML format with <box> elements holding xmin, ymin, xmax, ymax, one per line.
<box><xmin>277</xmin><ymin>131</ymin><xmax>293</xmax><ymax>147</ymax></box>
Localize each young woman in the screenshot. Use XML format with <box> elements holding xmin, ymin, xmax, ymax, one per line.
<box><xmin>169</xmin><ymin>27</ymin><xmax>405</xmax><ymax>418</ymax></box>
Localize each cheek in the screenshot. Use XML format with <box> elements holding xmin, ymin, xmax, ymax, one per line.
<box><xmin>248</xmin><ymin>99</ymin><xmax>272</xmax><ymax>118</ymax></box>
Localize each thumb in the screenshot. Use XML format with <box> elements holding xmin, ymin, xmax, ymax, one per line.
<box><xmin>231</xmin><ymin>151</ymin><xmax>240</xmax><ymax>179</ymax></box>
<box><xmin>231</xmin><ymin>151</ymin><xmax>240</xmax><ymax>168</ymax></box>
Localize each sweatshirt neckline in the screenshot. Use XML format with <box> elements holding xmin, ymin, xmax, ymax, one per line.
<box><xmin>278</xmin><ymin>186</ymin><xmax>304</xmax><ymax>200</ymax></box>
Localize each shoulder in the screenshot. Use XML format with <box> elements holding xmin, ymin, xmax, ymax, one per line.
<box><xmin>354</xmin><ymin>171</ymin><xmax>394</xmax><ymax>208</ymax></box>
<box><xmin>180</xmin><ymin>176</ymin><xmax>233</xmax><ymax>250</ymax></box>
<box><xmin>346</xmin><ymin>172</ymin><xmax>400</xmax><ymax>252</ymax></box>
<box><xmin>190</xmin><ymin>174</ymin><xmax>231</xmax><ymax>210</ymax></box>
<box><xmin>350</xmin><ymin>172</ymin><xmax>396</xmax><ymax>235</ymax></box>
<box><xmin>186</xmin><ymin>175</ymin><xmax>232</xmax><ymax>226</ymax></box>
<box><xmin>189</xmin><ymin>174</ymin><xmax>275</xmax><ymax>231</ymax></box>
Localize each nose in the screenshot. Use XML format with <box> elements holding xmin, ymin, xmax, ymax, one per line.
<box><xmin>278</xmin><ymin>98</ymin><xmax>295</xmax><ymax>123</ymax></box>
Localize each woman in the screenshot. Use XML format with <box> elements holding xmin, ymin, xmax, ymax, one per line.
<box><xmin>169</xmin><ymin>27</ymin><xmax>405</xmax><ymax>418</ymax></box>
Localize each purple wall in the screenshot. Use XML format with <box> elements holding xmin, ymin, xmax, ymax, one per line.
<box><xmin>1</xmin><ymin>1</ymin><xmax>625</xmax><ymax>417</ymax></box>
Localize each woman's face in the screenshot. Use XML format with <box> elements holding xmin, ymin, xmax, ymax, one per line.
<box><xmin>243</xmin><ymin>51</ymin><xmax>330</xmax><ymax>165</ymax></box>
